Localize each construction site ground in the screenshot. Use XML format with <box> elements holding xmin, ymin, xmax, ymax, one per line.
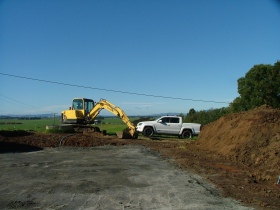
<box><xmin>0</xmin><ymin>105</ymin><xmax>279</xmax><ymax>209</ymax></box>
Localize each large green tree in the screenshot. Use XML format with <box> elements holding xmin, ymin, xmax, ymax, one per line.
<box><xmin>184</xmin><ymin>107</ymin><xmax>229</xmax><ymax>125</ymax></box>
<box><xmin>230</xmin><ymin>61</ymin><xmax>280</xmax><ymax>111</ymax></box>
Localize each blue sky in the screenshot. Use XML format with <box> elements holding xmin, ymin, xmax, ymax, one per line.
<box><xmin>0</xmin><ymin>0</ymin><xmax>279</xmax><ymax>116</ymax></box>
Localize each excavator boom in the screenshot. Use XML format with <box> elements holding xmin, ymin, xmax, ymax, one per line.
<box><xmin>87</xmin><ymin>99</ymin><xmax>137</xmax><ymax>138</ymax></box>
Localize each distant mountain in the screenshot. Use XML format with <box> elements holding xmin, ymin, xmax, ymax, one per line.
<box><xmin>158</xmin><ymin>113</ymin><xmax>181</xmax><ymax>116</ymax></box>
<box><xmin>0</xmin><ymin>114</ymin><xmax>55</xmax><ymax>119</ymax></box>
<box><xmin>0</xmin><ymin>112</ymin><xmax>182</xmax><ymax>119</ymax></box>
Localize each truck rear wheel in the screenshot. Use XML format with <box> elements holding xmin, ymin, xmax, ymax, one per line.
<box><xmin>181</xmin><ymin>130</ymin><xmax>192</xmax><ymax>139</ymax></box>
<box><xmin>143</xmin><ymin>127</ymin><xmax>154</xmax><ymax>137</ymax></box>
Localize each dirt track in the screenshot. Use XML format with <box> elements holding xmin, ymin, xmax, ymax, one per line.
<box><xmin>0</xmin><ymin>105</ymin><xmax>280</xmax><ymax>209</ymax></box>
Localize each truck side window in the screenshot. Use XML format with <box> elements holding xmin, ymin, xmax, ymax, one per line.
<box><xmin>170</xmin><ymin>118</ymin><xmax>179</xmax><ymax>123</ymax></box>
<box><xmin>162</xmin><ymin>117</ymin><xmax>170</xmax><ymax>123</ymax></box>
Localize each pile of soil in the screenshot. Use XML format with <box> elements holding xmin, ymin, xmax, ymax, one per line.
<box><xmin>0</xmin><ymin>105</ymin><xmax>280</xmax><ymax>209</ymax></box>
<box><xmin>197</xmin><ymin>105</ymin><xmax>280</xmax><ymax>182</ymax></box>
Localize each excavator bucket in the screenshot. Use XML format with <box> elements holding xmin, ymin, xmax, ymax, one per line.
<box><xmin>116</xmin><ymin>131</ymin><xmax>130</xmax><ymax>139</ymax></box>
<box><xmin>116</xmin><ymin>131</ymin><xmax>138</xmax><ymax>139</ymax></box>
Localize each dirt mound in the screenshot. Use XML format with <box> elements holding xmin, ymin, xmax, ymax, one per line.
<box><xmin>197</xmin><ymin>105</ymin><xmax>280</xmax><ymax>182</ymax></box>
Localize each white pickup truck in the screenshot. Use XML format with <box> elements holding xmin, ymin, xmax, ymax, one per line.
<box><xmin>136</xmin><ymin>116</ymin><xmax>202</xmax><ymax>139</ymax></box>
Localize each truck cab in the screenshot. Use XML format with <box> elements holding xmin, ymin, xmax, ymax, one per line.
<box><xmin>152</xmin><ymin>116</ymin><xmax>182</xmax><ymax>134</ymax></box>
<box><xmin>136</xmin><ymin>116</ymin><xmax>201</xmax><ymax>139</ymax></box>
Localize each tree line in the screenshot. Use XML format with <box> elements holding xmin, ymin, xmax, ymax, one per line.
<box><xmin>184</xmin><ymin>61</ymin><xmax>280</xmax><ymax>125</ymax></box>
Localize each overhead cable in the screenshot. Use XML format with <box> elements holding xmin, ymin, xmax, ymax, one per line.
<box><xmin>0</xmin><ymin>92</ymin><xmax>41</xmax><ymax>110</ymax></box>
<box><xmin>0</xmin><ymin>72</ymin><xmax>230</xmax><ymax>104</ymax></box>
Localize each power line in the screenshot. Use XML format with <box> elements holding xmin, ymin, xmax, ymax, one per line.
<box><xmin>0</xmin><ymin>93</ymin><xmax>44</xmax><ymax>111</ymax></box>
<box><xmin>0</xmin><ymin>93</ymin><xmax>64</xmax><ymax>115</ymax></box>
<box><xmin>0</xmin><ymin>72</ymin><xmax>230</xmax><ymax>104</ymax></box>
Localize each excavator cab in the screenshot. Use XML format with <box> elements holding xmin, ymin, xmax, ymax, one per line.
<box><xmin>72</xmin><ymin>98</ymin><xmax>94</xmax><ymax>113</ymax></box>
<box><xmin>61</xmin><ymin>98</ymin><xmax>95</xmax><ymax>124</ymax></box>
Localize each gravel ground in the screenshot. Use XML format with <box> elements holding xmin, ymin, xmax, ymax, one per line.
<box><xmin>0</xmin><ymin>145</ymin><xmax>253</xmax><ymax>210</ymax></box>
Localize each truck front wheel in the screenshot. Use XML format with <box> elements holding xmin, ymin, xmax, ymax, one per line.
<box><xmin>143</xmin><ymin>127</ymin><xmax>154</xmax><ymax>137</ymax></box>
<box><xmin>181</xmin><ymin>130</ymin><xmax>192</xmax><ymax>139</ymax></box>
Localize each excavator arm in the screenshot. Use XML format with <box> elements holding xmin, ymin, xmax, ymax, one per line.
<box><xmin>87</xmin><ymin>99</ymin><xmax>137</xmax><ymax>138</ymax></box>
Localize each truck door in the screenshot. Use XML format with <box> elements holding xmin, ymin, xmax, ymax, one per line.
<box><xmin>168</xmin><ymin>117</ymin><xmax>181</xmax><ymax>134</ymax></box>
<box><xmin>155</xmin><ymin>117</ymin><xmax>171</xmax><ymax>134</ymax></box>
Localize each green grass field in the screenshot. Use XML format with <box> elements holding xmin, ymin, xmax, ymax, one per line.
<box><xmin>0</xmin><ymin>117</ymin><xmax>139</xmax><ymax>135</ymax></box>
<box><xmin>0</xmin><ymin>117</ymin><xmax>197</xmax><ymax>140</ymax></box>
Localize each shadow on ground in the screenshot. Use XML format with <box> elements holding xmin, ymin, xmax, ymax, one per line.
<box><xmin>0</xmin><ymin>130</ymin><xmax>42</xmax><ymax>153</ymax></box>
<box><xmin>0</xmin><ymin>142</ymin><xmax>43</xmax><ymax>153</ymax></box>
<box><xmin>0</xmin><ymin>130</ymin><xmax>34</xmax><ymax>137</ymax></box>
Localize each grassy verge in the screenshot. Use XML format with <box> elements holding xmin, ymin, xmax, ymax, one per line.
<box><xmin>0</xmin><ymin>117</ymin><xmax>136</xmax><ymax>134</ymax></box>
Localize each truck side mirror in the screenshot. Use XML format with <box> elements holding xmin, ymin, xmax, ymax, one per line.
<box><xmin>158</xmin><ymin>119</ymin><xmax>162</xmax><ymax>123</ymax></box>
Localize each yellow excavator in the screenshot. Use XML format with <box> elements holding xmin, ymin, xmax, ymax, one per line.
<box><xmin>61</xmin><ymin>98</ymin><xmax>138</xmax><ymax>139</ymax></box>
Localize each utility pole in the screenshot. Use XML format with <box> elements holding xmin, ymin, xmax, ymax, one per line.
<box><xmin>51</xmin><ymin>113</ymin><xmax>58</xmax><ymax>125</ymax></box>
